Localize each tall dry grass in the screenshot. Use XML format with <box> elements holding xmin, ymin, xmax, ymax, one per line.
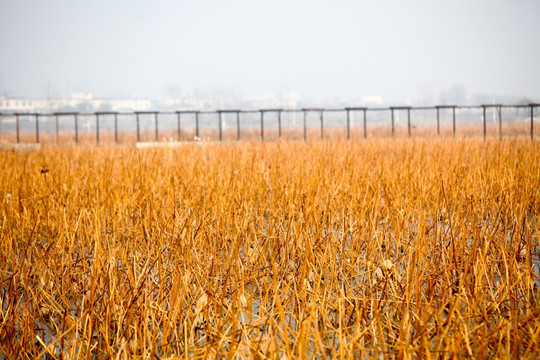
<box><xmin>1</xmin><ymin>138</ymin><xmax>539</xmax><ymax>359</ymax></box>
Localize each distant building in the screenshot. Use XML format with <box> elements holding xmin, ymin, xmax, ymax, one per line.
<box><xmin>0</xmin><ymin>92</ymin><xmax>299</xmax><ymax>113</ymax></box>
<box><xmin>0</xmin><ymin>93</ymin><xmax>153</xmax><ymax>113</ymax></box>
<box><xmin>0</xmin><ymin>95</ymin><xmax>48</xmax><ymax>112</ymax></box>
<box><xmin>361</xmin><ymin>95</ymin><xmax>383</xmax><ymax>106</ymax></box>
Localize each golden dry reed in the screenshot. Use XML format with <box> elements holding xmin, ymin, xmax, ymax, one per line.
<box><xmin>1</xmin><ymin>139</ymin><xmax>539</xmax><ymax>359</ymax></box>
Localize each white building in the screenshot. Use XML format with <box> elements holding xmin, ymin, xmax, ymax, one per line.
<box><xmin>0</xmin><ymin>93</ymin><xmax>153</xmax><ymax>113</ymax></box>
<box><xmin>0</xmin><ymin>91</ymin><xmax>300</xmax><ymax>114</ymax></box>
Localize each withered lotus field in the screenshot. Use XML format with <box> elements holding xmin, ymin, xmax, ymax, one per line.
<box><xmin>1</xmin><ymin>138</ymin><xmax>539</xmax><ymax>359</ymax></box>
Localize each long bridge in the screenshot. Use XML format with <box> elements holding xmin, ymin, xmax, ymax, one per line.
<box><xmin>0</xmin><ymin>103</ymin><xmax>538</xmax><ymax>145</ymax></box>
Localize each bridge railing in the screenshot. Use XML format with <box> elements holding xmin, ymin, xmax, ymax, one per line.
<box><xmin>0</xmin><ymin>104</ymin><xmax>538</xmax><ymax>145</ymax></box>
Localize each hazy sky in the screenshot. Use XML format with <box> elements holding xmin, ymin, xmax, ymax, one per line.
<box><xmin>1</xmin><ymin>0</ymin><xmax>539</xmax><ymax>104</ymax></box>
